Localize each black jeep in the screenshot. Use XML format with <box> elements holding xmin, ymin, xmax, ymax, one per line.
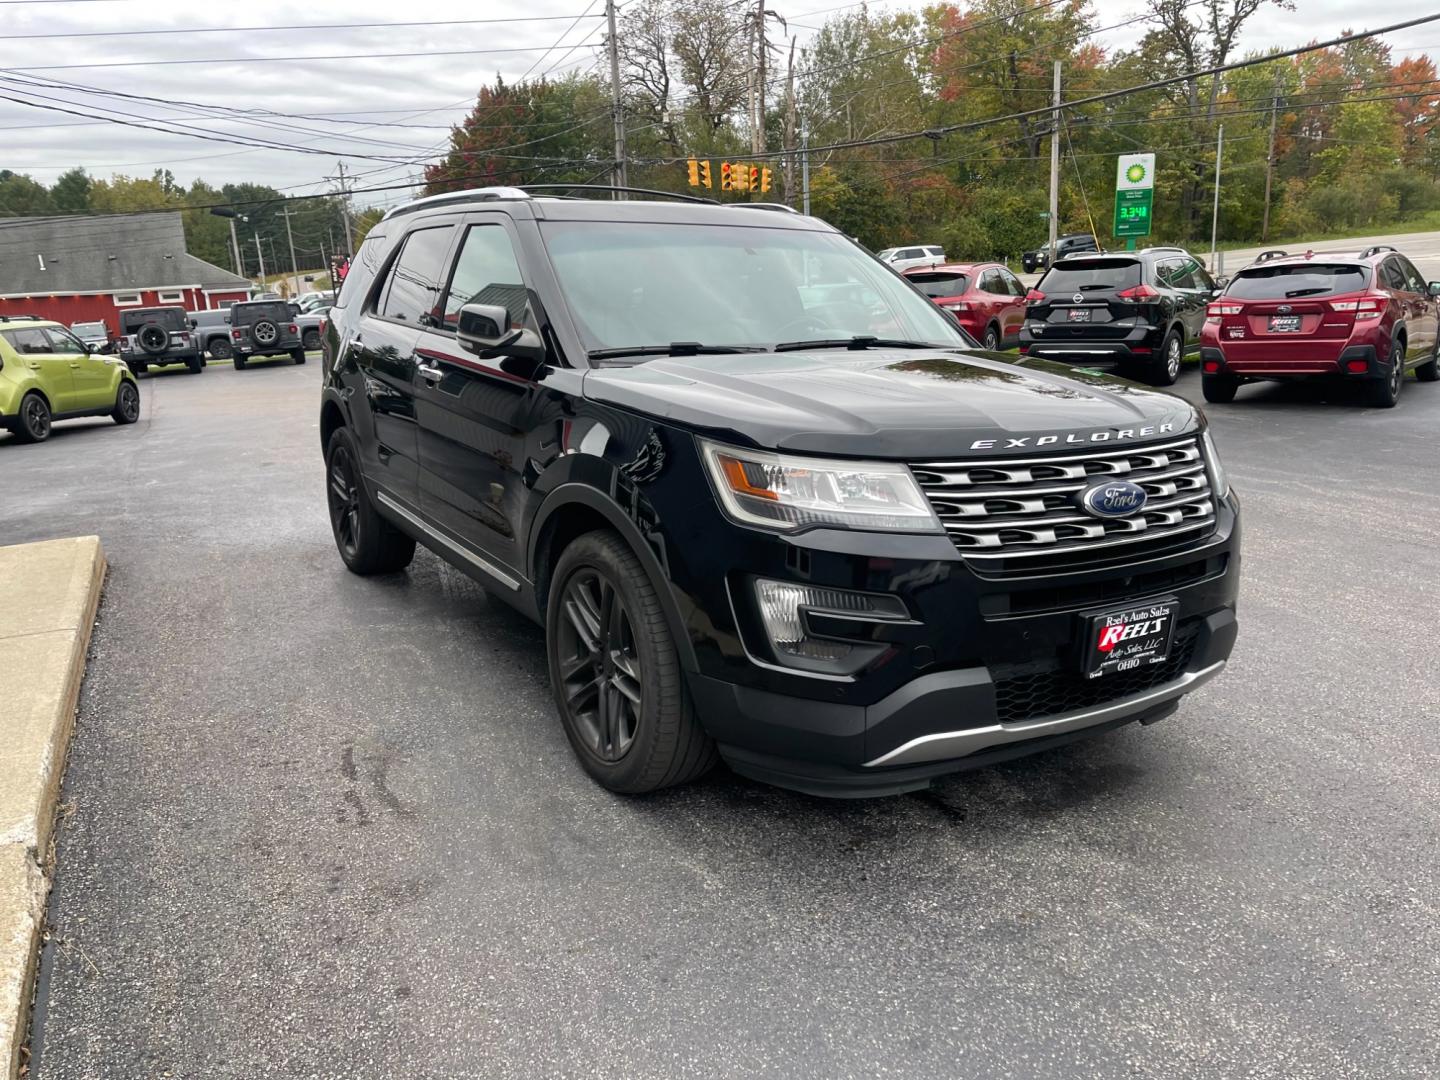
<box><xmin>228</xmin><ymin>300</ymin><xmax>306</xmax><ymax>369</ymax></box>
<box><xmin>117</xmin><ymin>307</ymin><xmax>202</xmax><ymax>374</ymax></box>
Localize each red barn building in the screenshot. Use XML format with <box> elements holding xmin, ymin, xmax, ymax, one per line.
<box><xmin>0</xmin><ymin>211</ymin><xmax>252</xmax><ymax>336</ymax></box>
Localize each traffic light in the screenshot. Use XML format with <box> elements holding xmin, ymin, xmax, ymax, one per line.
<box><xmin>749</xmin><ymin>165</ymin><xmax>761</xmax><ymax>192</ymax></box>
<box><xmin>759</xmin><ymin>167</ymin><xmax>772</xmax><ymax>194</ymax></box>
<box><xmin>687</xmin><ymin>159</ymin><xmax>699</xmax><ymax>187</ymax></box>
<box><xmin>720</xmin><ymin>161</ymin><xmax>733</xmax><ymax>192</ymax></box>
<box><xmin>699</xmin><ymin>160</ymin><xmax>712</xmax><ymax>189</ymax></box>
<box><xmin>733</xmin><ymin>162</ymin><xmax>749</xmax><ymax>193</ymax></box>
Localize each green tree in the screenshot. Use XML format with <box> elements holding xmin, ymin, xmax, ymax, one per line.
<box><xmin>50</xmin><ymin>167</ymin><xmax>91</xmax><ymax>213</ymax></box>
<box><xmin>0</xmin><ymin>171</ymin><xmax>55</xmax><ymax>215</ymax></box>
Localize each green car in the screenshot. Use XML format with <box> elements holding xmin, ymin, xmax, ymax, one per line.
<box><xmin>0</xmin><ymin>315</ymin><xmax>140</xmax><ymax>444</ymax></box>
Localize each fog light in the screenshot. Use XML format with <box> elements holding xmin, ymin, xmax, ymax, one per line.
<box><xmin>1203</xmin><ymin>360</ymin><xmax>1220</xmax><ymax>373</ymax></box>
<box><xmin>1346</xmin><ymin>359</ymin><xmax>1369</xmax><ymax>374</ymax></box>
<box><xmin>753</xmin><ymin>579</ymin><xmax>907</xmax><ymax>673</ymax></box>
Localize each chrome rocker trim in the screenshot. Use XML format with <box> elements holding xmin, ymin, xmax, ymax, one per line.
<box><xmin>375</xmin><ymin>491</ymin><xmax>522</xmax><ymax>591</ymax></box>
<box><xmin>864</xmin><ymin>659</ymin><xmax>1227</xmax><ymax>768</ymax></box>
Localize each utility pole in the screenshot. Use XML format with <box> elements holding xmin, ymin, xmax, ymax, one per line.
<box><xmin>228</xmin><ymin>218</ymin><xmax>242</xmax><ymax>277</ymax></box>
<box><xmin>281</xmin><ymin>206</ymin><xmax>301</xmax><ymax>294</ymax></box>
<box><xmin>605</xmin><ymin>0</ymin><xmax>628</xmax><ymax>194</ymax></box>
<box><xmin>801</xmin><ymin>126</ymin><xmax>810</xmax><ymax>215</ymax></box>
<box><xmin>253</xmin><ymin>234</ymin><xmax>267</xmax><ymax>283</ymax></box>
<box><xmin>754</xmin><ymin>0</ymin><xmax>768</xmax><ymax>157</ymax></box>
<box><xmin>1047</xmin><ymin>60</ymin><xmax>1061</xmax><ymax>266</ymax></box>
<box><xmin>329</xmin><ymin>161</ymin><xmax>355</xmax><ymax>253</ymax></box>
<box><xmin>782</xmin><ymin>38</ymin><xmax>797</xmax><ymax>206</ymax></box>
<box><xmin>1210</xmin><ymin>123</ymin><xmax>1225</xmax><ymax>277</ymax></box>
<box><xmin>1261</xmin><ymin>73</ymin><xmax>1281</xmax><ymax>242</ymax></box>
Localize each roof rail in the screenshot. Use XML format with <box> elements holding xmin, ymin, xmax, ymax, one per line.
<box><xmin>1359</xmin><ymin>244</ymin><xmax>1397</xmax><ymax>259</ymax></box>
<box><xmin>519</xmin><ymin>183</ymin><xmax>718</xmax><ymax>204</ymax></box>
<box><xmin>733</xmin><ymin>202</ymin><xmax>801</xmax><ymax>214</ymax></box>
<box><xmin>1251</xmin><ymin>249</ymin><xmax>1289</xmax><ymax>263</ymax></box>
<box><xmin>1141</xmin><ymin>245</ymin><xmax>1187</xmax><ymax>253</ymax></box>
<box><xmin>380</xmin><ymin>186</ymin><xmax>532</xmax><ymax>222</ymax></box>
<box><xmin>0</xmin><ymin>313</ymin><xmax>44</xmax><ymax>323</ymax></box>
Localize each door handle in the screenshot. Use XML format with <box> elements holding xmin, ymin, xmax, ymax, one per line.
<box><xmin>416</xmin><ymin>362</ymin><xmax>443</xmax><ymax>381</ymax></box>
<box><xmin>69</xmin><ymin>362</ymin><xmax>82</xmax><ymax>369</ymax></box>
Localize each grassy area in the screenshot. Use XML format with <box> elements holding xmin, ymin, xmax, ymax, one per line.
<box><xmin>257</xmin><ymin>269</ymin><xmax>333</xmax><ymax>293</ymax></box>
<box><xmin>1211</xmin><ymin>210</ymin><xmax>1440</xmax><ymax>253</ymax></box>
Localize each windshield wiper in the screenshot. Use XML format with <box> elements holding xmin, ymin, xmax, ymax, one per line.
<box><xmin>773</xmin><ymin>335</ymin><xmax>945</xmax><ymax>352</ymax></box>
<box><xmin>1284</xmin><ymin>288</ymin><xmax>1331</xmax><ymax>298</ymax></box>
<box><xmin>587</xmin><ymin>342</ymin><xmax>765</xmax><ymax>360</ymax></box>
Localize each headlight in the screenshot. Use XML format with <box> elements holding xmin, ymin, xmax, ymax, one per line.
<box><xmin>700</xmin><ymin>439</ymin><xmax>941</xmax><ymax>533</ymax></box>
<box><xmin>1201</xmin><ymin>429</ymin><xmax>1229</xmax><ymax>499</ymax></box>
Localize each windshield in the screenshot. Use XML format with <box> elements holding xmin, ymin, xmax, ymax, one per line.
<box><xmin>1228</xmin><ymin>264</ymin><xmax>1369</xmax><ymax>300</ymax></box>
<box><xmin>539</xmin><ymin>222</ymin><xmax>967</xmax><ymax>353</ymax></box>
<box><xmin>71</xmin><ymin>322</ymin><xmax>106</xmax><ymax>337</ymax></box>
<box><xmin>1038</xmin><ymin>259</ymin><xmax>1141</xmax><ymax>293</ymax></box>
<box><xmin>907</xmin><ymin>272</ymin><xmax>969</xmax><ymax>298</ymax></box>
<box><xmin>124</xmin><ymin>309</ymin><xmax>184</xmax><ymax>330</ymax></box>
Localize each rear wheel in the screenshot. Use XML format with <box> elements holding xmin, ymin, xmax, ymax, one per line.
<box><xmin>233</xmin><ymin>356</ymin><xmax>248</xmax><ymax>370</ymax></box>
<box><xmin>208</xmin><ymin>337</ymin><xmax>233</xmax><ymax>360</ymax></box>
<box><xmin>291</xmin><ymin>348</ymin><xmax>307</xmax><ymax>365</ymax></box>
<box><xmin>1202</xmin><ymin>372</ymin><xmax>1240</xmax><ymax>403</ymax></box>
<box><xmin>546</xmin><ymin>531</ymin><xmax>717</xmax><ymax>794</ymax></box>
<box><xmin>1416</xmin><ymin>337</ymin><xmax>1439</xmax><ymax>382</ymax></box>
<box><xmin>111</xmin><ymin>380</ymin><xmax>140</xmax><ymax>424</ymax></box>
<box><xmin>325</xmin><ymin>426</ymin><xmax>415</xmax><ymax>575</ymax></box>
<box><xmin>186</xmin><ymin>354</ymin><xmax>203</xmax><ymax>374</ymax></box>
<box><xmin>13</xmin><ymin>392</ymin><xmax>51</xmax><ymax>443</ymax></box>
<box><xmin>302</xmin><ymin>329</ymin><xmax>321</xmax><ymax>351</ymax></box>
<box><xmin>127</xmin><ymin>361</ymin><xmax>148</xmax><ymax>376</ymax></box>
<box><xmin>982</xmin><ymin>324</ymin><xmax>1000</xmax><ymax>351</ymax></box>
<box><xmin>1366</xmin><ymin>340</ymin><xmax>1404</xmax><ymax>408</ymax></box>
<box><xmin>1142</xmin><ymin>329</ymin><xmax>1184</xmax><ymax>386</ymax></box>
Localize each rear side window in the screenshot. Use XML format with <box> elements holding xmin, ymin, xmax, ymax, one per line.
<box><xmin>379</xmin><ymin>226</ymin><xmax>454</xmax><ymax>326</ymax></box>
<box><xmin>1228</xmin><ymin>264</ymin><xmax>1369</xmax><ymax>300</ymax></box>
<box><xmin>1040</xmin><ymin>259</ymin><xmax>1141</xmax><ymax>293</ymax></box>
<box><xmin>907</xmin><ymin>272</ymin><xmax>969</xmax><ymax>298</ymax></box>
<box><xmin>1</xmin><ymin>328</ymin><xmax>50</xmax><ymax>354</ymax></box>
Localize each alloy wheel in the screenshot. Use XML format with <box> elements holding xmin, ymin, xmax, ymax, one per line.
<box><xmin>1167</xmin><ymin>335</ymin><xmax>1182</xmax><ymax>379</ymax></box>
<box><xmin>23</xmin><ymin>397</ymin><xmax>50</xmax><ymax>440</ymax></box>
<box><xmin>1390</xmin><ymin>350</ymin><xmax>1403</xmax><ymax>398</ymax></box>
<box><xmin>118</xmin><ymin>383</ymin><xmax>140</xmax><ymax>421</ymax></box>
<box><xmin>327</xmin><ymin>444</ymin><xmax>361</xmax><ymax>558</ymax></box>
<box><xmin>555</xmin><ymin>568</ymin><xmax>642</xmax><ymax>763</ymax></box>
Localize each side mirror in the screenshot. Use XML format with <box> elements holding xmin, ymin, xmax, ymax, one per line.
<box><xmin>189</xmin><ymin>318</ymin><xmax>198</xmax><ymax>329</ymax></box>
<box><xmin>1210</xmin><ymin>287</ymin><xmax>1225</xmax><ymax>299</ymax></box>
<box><xmin>1429</xmin><ymin>281</ymin><xmax>1440</xmax><ymax>297</ymax></box>
<box><xmin>456</xmin><ymin>302</ymin><xmax>544</xmax><ymax>363</ymax></box>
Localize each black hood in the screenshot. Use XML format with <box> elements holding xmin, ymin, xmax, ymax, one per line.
<box><xmin>582</xmin><ymin>349</ymin><xmax>1198</xmax><ymax>459</ymax></box>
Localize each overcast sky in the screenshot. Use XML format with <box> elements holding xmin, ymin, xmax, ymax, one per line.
<box><xmin>0</xmin><ymin>0</ymin><xmax>1426</xmax><ymax>210</ymax></box>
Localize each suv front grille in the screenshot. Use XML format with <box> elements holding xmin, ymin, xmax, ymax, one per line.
<box><xmin>912</xmin><ymin>437</ymin><xmax>1216</xmax><ymax>565</ymax></box>
<box><xmin>991</xmin><ymin>623</ymin><xmax>1201</xmax><ymax>726</ymax></box>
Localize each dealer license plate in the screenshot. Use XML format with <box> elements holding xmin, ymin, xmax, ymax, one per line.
<box><xmin>1268</xmin><ymin>314</ymin><xmax>1301</xmax><ymax>333</ymax></box>
<box><xmin>1080</xmin><ymin>599</ymin><xmax>1177</xmax><ymax>679</ymax></box>
<box><xmin>1067</xmin><ymin>308</ymin><xmax>1091</xmax><ymax>322</ymax></box>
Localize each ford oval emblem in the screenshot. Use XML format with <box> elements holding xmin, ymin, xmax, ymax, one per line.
<box><xmin>1080</xmin><ymin>480</ymin><xmax>1148</xmax><ymax>518</ymax></box>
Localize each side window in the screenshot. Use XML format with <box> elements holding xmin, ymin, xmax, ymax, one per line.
<box><xmin>976</xmin><ymin>269</ymin><xmax>997</xmax><ymax>294</ymax></box>
<box><xmin>1188</xmin><ymin>259</ymin><xmax>1215</xmax><ymax>291</ymax></box>
<box><xmin>378</xmin><ymin>226</ymin><xmax>454</xmax><ymax>326</ymax></box>
<box><xmin>43</xmin><ymin>327</ymin><xmax>87</xmax><ymax>355</ymax></box>
<box><xmin>1000</xmin><ymin>268</ymin><xmax>1026</xmax><ymax>296</ymax></box>
<box><xmin>1159</xmin><ymin>259</ymin><xmax>1193</xmax><ymax>290</ymax></box>
<box><xmin>440</xmin><ymin>224</ymin><xmax>528</xmax><ymax>333</ymax></box>
<box><xmin>1398</xmin><ymin>256</ymin><xmax>1425</xmax><ymax>293</ymax></box>
<box><xmin>3</xmin><ymin>328</ymin><xmax>51</xmax><ymax>354</ymax></box>
<box><xmin>1380</xmin><ymin>259</ymin><xmax>1407</xmax><ymax>292</ymax></box>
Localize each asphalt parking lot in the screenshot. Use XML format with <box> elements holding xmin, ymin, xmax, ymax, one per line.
<box><xmin>5</xmin><ymin>357</ymin><xmax>1438</xmax><ymax>1079</ymax></box>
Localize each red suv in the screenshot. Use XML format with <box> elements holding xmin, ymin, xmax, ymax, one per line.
<box><xmin>1200</xmin><ymin>246</ymin><xmax>1440</xmax><ymax>407</ymax></box>
<box><xmin>903</xmin><ymin>262</ymin><xmax>1027</xmax><ymax>350</ymax></box>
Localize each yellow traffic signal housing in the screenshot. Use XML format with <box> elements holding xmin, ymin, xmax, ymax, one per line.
<box><xmin>720</xmin><ymin>161</ymin><xmax>733</xmax><ymax>192</ymax></box>
<box><xmin>732</xmin><ymin>163</ymin><xmax>749</xmax><ymax>193</ymax></box>
<box><xmin>749</xmin><ymin>165</ymin><xmax>761</xmax><ymax>192</ymax></box>
<box><xmin>687</xmin><ymin>159</ymin><xmax>699</xmax><ymax>187</ymax></box>
<box><xmin>699</xmin><ymin>160</ymin><xmax>712</xmax><ymax>188</ymax></box>
<box><xmin>760</xmin><ymin>167</ymin><xmax>773</xmax><ymax>193</ymax></box>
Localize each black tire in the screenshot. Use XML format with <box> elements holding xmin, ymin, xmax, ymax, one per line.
<box><xmin>233</xmin><ymin>356</ymin><xmax>248</xmax><ymax>370</ymax></box>
<box><xmin>13</xmin><ymin>392</ymin><xmax>51</xmax><ymax>443</ymax></box>
<box><xmin>1416</xmin><ymin>337</ymin><xmax>1439</xmax><ymax>382</ymax></box>
<box><xmin>982</xmin><ymin>324</ymin><xmax>1000</xmax><ymax>351</ymax></box>
<box><xmin>546</xmin><ymin>530</ymin><xmax>717</xmax><ymax>794</ymax></box>
<box><xmin>111</xmin><ymin>380</ymin><xmax>140</xmax><ymax>424</ymax></box>
<box><xmin>1202</xmin><ymin>372</ymin><xmax>1239</xmax><ymax>403</ymax></box>
<box><xmin>324</xmin><ymin>426</ymin><xmax>415</xmax><ymax>575</ymax></box>
<box><xmin>127</xmin><ymin>361</ymin><xmax>148</xmax><ymax>376</ymax></box>
<box><xmin>302</xmin><ymin>329</ymin><xmax>321</xmax><ymax>351</ymax></box>
<box><xmin>186</xmin><ymin>354</ymin><xmax>203</xmax><ymax>374</ymax></box>
<box><xmin>291</xmin><ymin>348</ymin><xmax>307</xmax><ymax>365</ymax></box>
<box><xmin>208</xmin><ymin>337</ymin><xmax>233</xmax><ymax>360</ymax></box>
<box><xmin>1366</xmin><ymin>340</ymin><xmax>1404</xmax><ymax>408</ymax></box>
<box><xmin>137</xmin><ymin>324</ymin><xmax>168</xmax><ymax>356</ymax></box>
<box><xmin>1143</xmin><ymin>329</ymin><xmax>1184</xmax><ymax>386</ymax></box>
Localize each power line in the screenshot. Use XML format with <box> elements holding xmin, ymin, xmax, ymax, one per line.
<box><xmin>5</xmin><ymin>45</ymin><xmax>591</xmax><ymax>73</ymax></box>
<box><xmin>6</xmin><ymin>13</ymin><xmax>605</xmax><ymax>39</ymax></box>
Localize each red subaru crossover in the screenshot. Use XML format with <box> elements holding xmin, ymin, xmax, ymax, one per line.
<box><xmin>904</xmin><ymin>262</ymin><xmax>1027</xmax><ymax>350</ymax></box>
<box><xmin>1199</xmin><ymin>246</ymin><xmax>1440</xmax><ymax>407</ymax></box>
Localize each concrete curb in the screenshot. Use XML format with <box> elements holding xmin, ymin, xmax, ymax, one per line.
<box><xmin>0</xmin><ymin>536</ymin><xmax>106</xmax><ymax>1079</ymax></box>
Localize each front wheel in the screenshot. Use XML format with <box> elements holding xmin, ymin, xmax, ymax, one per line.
<box><xmin>13</xmin><ymin>392</ymin><xmax>52</xmax><ymax>443</ymax></box>
<box><xmin>324</xmin><ymin>427</ymin><xmax>415</xmax><ymax>575</ymax></box>
<box><xmin>1416</xmin><ymin>338</ymin><xmax>1439</xmax><ymax>382</ymax></box>
<box><xmin>302</xmin><ymin>330</ymin><xmax>321</xmax><ymax>352</ymax></box>
<box><xmin>546</xmin><ymin>531</ymin><xmax>717</xmax><ymax>794</ymax></box>
<box><xmin>209</xmin><ymin>338</ymin><xmax>233</xmax><ymax>360</ymax></box>
<box><xmin>111</xmin><ymin>380</ymin><xmax>140</xmax><ymax>424</ymax></box>
<box><xmin>982</xmin><ymin>324</ymin><xmax>1000</xmax><ymax>351</ymax></box>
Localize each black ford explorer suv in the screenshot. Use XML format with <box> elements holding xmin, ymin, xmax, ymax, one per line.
<box><xmin>319</xmin><ymin>187</ymin><xmax>1240</xmax><ymax>798</ymax></box>
<box><xmin>117</xmin><ymin>306</ymin><xmax>202</xmax><ymax>374</ymax></box>
<box><xmin>1020</xmin><ymin>248</ymin><xmax>1219</xmax><ymax>386</ymax></box>
<box><xmin>228</xmin><ymin>300</ymin><xmax>306</xmax><ymax>369</ymax></box>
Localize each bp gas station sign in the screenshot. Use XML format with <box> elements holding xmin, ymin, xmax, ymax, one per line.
<box><xmin>1113</xmin><ymin>153</ymin><xmax>1155</xmax><ymax>243</ymax></box>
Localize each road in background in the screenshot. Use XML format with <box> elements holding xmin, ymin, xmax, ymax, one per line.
<box><xmin>6</xmin><ymin>361</ymin><xmax>1438</xmax><ymax>1079</ymax></box>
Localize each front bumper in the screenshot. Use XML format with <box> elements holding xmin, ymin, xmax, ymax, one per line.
<box><xmin>675</xmin><ymin>493</ymin><xmax>1241</xmax><ymax>798</ymax></box>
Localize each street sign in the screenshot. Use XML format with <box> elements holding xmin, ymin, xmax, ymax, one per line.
<box><xmin>1114</xmin><ymin>153</ymin><xmax>1155</xmax><ymax>239</ymax></box>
